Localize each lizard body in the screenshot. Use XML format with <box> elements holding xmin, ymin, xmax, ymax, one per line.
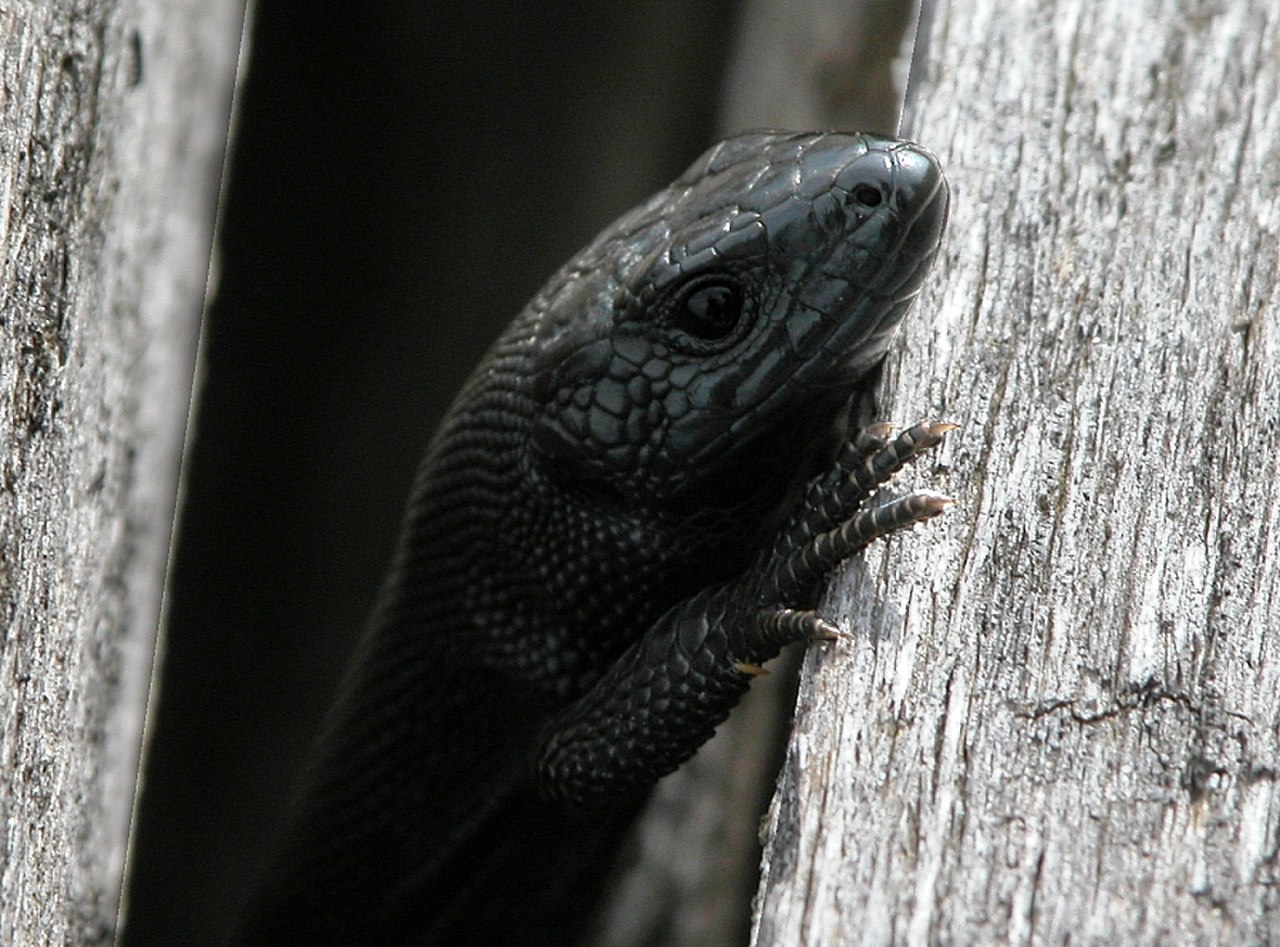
<box><xmin>236</xmin><ymin>131</ymin><xmax>950</xmax><ymax>944</ymax></box>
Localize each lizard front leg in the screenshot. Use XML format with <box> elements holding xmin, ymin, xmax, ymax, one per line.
<box><xmin>536</xmin><ymin>422</ymin><xmax>953</xmax><ymax>809</ymax></box>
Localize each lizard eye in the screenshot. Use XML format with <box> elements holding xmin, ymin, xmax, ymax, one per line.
<box><xmin>673</xmin><ymin>280</ymin><xmax>743</xmax><ymax>341</ymax></box>
<box><xmin>850</xmin><ymin>183</ymin><xmax>884</xmax><ymax>209</ymax></box>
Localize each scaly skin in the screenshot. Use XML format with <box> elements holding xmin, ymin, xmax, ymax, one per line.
<box><xmin>236</xmin><ymin>131</ymin><xmax>951</xmax><ymax>945</ymax></box>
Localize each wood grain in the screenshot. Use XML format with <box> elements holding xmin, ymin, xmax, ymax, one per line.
<box><xmin>756</xmin><ymin>0</ymin><xmax>1280</xmax><ymax>942</ymax></box>
<box><xmin>0</xmin><ymin>2</ymin><xmax>242</xmax><ymax>942</ymax></box>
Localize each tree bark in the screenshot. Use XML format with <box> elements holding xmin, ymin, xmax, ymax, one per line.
<box><xmin>0</xmin><ymin>2</ymin><xmax>242</xmax><ymax>943</ymax></box>
<box><xmin>755</xmin><ymin>0</ymin><xmax>1280</xmax><ymax>943</ymax></box>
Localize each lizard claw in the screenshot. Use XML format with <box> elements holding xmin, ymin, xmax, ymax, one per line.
<box><xmin>759</xmin><ymin>607</ymin><xmax>846</xmax><ymax>645</ymax></box>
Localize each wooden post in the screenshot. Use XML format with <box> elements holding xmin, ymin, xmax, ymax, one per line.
<box><xmin>0</xmin><ymin>2</ymin><xmax>243</xmax><ymax>942</ymax></box>
<box><xmin>755</xmin><ymin>0</ymin><xmax>1280</xmax><ymax>942</ymax></box>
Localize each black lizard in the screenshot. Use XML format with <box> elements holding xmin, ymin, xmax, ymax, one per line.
<box><xmin>235</xmin><ymin>130</ymin><xmax>950</xmax><ymax>945</ymax></box>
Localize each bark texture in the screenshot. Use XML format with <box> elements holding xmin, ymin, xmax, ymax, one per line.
<box><xmin>0</xmin><ymin>2</ymin><xmax>241</xmax><ymax>943</ymax></box>
<box><xmin>755</xmin><ymin>0</ymin><xmax>1280</xmax><ymax>943</ymax></box>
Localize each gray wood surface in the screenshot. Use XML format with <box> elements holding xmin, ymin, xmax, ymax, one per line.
<box><xmin>755</xmin><ymin>0</ymin><xmax>1280</xmax><ymax>942</ymax></box>
<box><xmin>0</xmin><ymin>2</ymin><xmax>242</xmax><ymax>942</ymax></box>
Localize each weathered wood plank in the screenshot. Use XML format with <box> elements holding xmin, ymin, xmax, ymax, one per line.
<box><xmin>755</xmin><ymin>0</ymin><xmax>1280</xmax><ymax>942</ymax></box>
<box><xmin>0</xmin><ymin>2</ymin><xmax>242</xmax><ymax>942</ymax></box>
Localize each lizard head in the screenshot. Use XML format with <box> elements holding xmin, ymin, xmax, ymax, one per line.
<box><xmin>529</xmin><ymin>131</ymin><xmax>948</xmax><ymax>506</ymax></box>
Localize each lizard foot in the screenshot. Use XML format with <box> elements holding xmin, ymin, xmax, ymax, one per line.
<box><xmin>760</xmin><ymin>420</ymin><xmax>955</xmax><ymax>620</ymax></box>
